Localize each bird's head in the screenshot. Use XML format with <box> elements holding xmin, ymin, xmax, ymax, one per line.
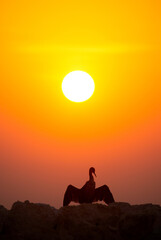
<box><xmin>89</xmin><ymin>167</ymin><xmax>96</xmax><ymax>177</ymax></box>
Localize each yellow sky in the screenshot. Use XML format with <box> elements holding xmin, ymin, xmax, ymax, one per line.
<box><xmin>0</xmin><ymin>0</ymin><xmax>161</xmax><ymax>208</ymax></box>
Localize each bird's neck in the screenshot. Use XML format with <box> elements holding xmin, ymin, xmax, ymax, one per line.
<box><xmin>89</xmin><ymin>173</ymin><xmax>94</xmax><ymax>181</ymax></box>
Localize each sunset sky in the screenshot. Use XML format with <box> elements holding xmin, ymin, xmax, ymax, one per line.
<box><xmin>1</xmin><ymin>0</ymin><xmax>161</xmax><ymax>209</ymax></box>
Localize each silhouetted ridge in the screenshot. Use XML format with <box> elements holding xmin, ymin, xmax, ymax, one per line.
<box><xmin>0</xmin><ymin>200</ymin><xmax>161</xmax><ymax>240</ymax></box>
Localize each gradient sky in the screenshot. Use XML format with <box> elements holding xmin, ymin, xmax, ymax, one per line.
<box><xmin>0</xmin><ymin>0</ymin><xmax>161</xmax><ymax>209</ymax></box>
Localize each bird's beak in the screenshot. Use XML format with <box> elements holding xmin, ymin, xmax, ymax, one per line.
<box><xmin>94</xmin><ymin>172</ymin><xmax>97</xmax><ymax>177</ymax></box>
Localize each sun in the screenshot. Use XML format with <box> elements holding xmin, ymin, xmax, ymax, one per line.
<box><xmin>62</xmin><ymin>71</ymin><xmax>95</xmax><ymax>102</ymax></box>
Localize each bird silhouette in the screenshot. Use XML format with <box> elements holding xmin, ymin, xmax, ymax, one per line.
<box><xmin>63</xmin><ymin>167</ymin><xmax>115</xmax><ymax>206</ymax></box>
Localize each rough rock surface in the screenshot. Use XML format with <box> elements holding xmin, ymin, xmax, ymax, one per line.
<box><xmin>0</xmin><ymin>201</ymin><xmax>161</xmax><ymax>240</ymax></box>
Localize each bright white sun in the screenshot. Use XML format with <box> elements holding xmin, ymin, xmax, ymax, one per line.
<box><xmin>62</xmin><ymin>71</ymin><xmax>95</xmax><ymax>102</ymax></box>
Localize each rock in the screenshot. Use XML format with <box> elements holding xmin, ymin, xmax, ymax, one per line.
<box><xmin>55</xmin><ymin>203</ymin><xmax>120</xmax><ymax>240</ymax></box>
<box><xmin>0</xmin><ymin>205</ymin><xmax>8</xmax><ymax>233</ymax></box>
<box><xmin>0</xmin><ymin>201</ymin><xmax>160</xmax><ymax>240</ymax></box>
<box><xmin>2</xmin><ymin>200</ymin><xmax>58</xmax><ymax>240</ymax></box>
<box><xmin>119</xmin><ymin>203</ymin><xmax>161</xmax><ymax>240</ymax></box>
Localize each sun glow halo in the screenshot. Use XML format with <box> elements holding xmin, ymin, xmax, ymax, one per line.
<box><xmin>62</xmin><ymin>71</ymin><xmax>95</xmax><ymax>102</ymax></box>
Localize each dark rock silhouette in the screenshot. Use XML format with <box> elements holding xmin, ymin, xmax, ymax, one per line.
<box><xmin>63</xmin><ymin>167</ymin><xmax>115</xmax><ymax>206</ymax></box>
<box><xmin>0</xmin><ymin>205</ymin><xmax>7</xmax><ymax>233</ymax></box>
<box><xmin>0</xmin><ymin>200</ymin><xmax>161</xmax><ymax>240</ymax></box>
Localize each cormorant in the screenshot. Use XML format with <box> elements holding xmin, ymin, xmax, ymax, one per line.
<box><xmin>63</xmin><ymin>167</ymin><xmax>115</xmax><ymax>206</ymax></box>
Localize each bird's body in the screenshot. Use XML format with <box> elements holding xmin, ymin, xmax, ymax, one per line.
<box><xmin>63</xmin><ymin>167</ymin><xmax>114</xmax><ymax>206</ymax></box>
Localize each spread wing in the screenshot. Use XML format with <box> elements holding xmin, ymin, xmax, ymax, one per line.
<box><xmin>94</xmin><ymin>185</ymin><xmax>115</xmax><ymax>204</ymax></box>
<box><xmin>63</xmin><ymin>185</ymin><xmax>80</xmax><ymax>206</ymax></box>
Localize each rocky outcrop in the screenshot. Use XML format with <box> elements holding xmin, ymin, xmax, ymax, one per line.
<box><xmin>0</xmin><ymin>205</ymin><xmax>8</xmax><ymax>233</ymax></box>
<box><xmin>0</xmin><ymin>201</ymin><xmax>161</xmax><ymax>240</ymax></box>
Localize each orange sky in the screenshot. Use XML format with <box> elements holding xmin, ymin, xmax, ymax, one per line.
<box><xmin>0</xmin><ymin>0</ymin><xmax>161</xmax><ymax>209</ymax></box>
